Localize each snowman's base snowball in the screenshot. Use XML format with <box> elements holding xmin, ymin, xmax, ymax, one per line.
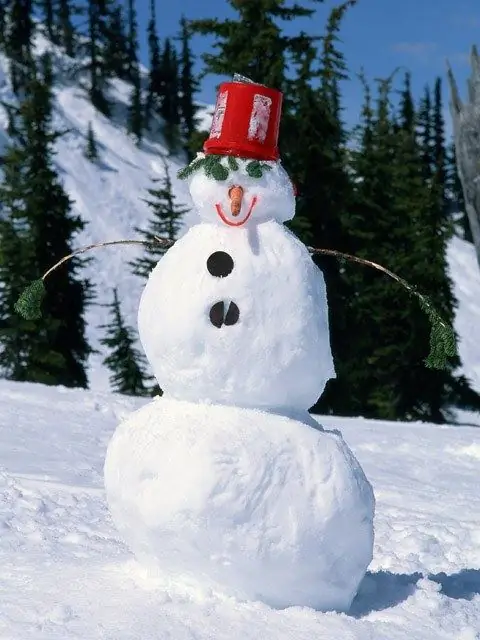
<box><xmin>104</xmin><ymin>397</ymin><xmax>375</xmax><ymax>612</ymax></box>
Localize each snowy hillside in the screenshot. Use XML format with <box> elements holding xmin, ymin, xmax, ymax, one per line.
<box><xmin>0</xmin><ymin>42</ymin><xmax>199</xmax><ymax>390</ymax></box>
<box><xmin>0</xmin><ymin>379</ymin><xmax>479</xmax><ymax>638</ymax></box>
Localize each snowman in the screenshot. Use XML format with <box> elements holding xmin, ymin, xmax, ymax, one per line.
<box><xmin>104</xmin><ymin>77</ymin><xmax>375</xmax><ymax>612</ymax></box>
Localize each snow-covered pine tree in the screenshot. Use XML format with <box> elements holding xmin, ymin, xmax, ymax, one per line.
<box><xmin>100</xmin><ymin>288</ymin><xmax>149</xmax><ymax>396</ymax></box>
<box><xmin>130</xmin><ymin>161</ymin><xmax>188</xmax><ymax>279</ymax></box>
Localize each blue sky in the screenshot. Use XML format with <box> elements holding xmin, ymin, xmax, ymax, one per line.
<box><xmin>136</xmin><ymin>0</ymin><xmax>480</xmax><ymax>132</ymax></box>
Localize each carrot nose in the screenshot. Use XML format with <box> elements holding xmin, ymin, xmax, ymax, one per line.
<box><xmin>228</xmin><ymin>185</ymin><xmax>244</xmax><ymax>216</ymax></box>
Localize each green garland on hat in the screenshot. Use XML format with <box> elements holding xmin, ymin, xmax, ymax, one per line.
<box><xmin>177</xmin><ymin>155</ymin><xmax>272</xmax><ymax>182</ymax></box>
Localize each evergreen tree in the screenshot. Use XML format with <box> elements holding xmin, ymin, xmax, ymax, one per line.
<box><xmin>0</xmin><ymin>55</ymin><xmax>91</xmax><ymax>387</ymax></box>
<box><xmin>100</xmin><ymin>288</ymin><xmax>149</xmax><ymax>396</ymax></box>
<box><xmin>431</xmin><ymin>78</ymin><xmax>449</xmax><ymax>221</ymax></box>
<box><xmin>127</xmin><ymin>71</ymin><xmax>143</xmax><ymax>142</ymax></box>
<box><xmin>189</xmin><ymin>0</ymin><xmax>323</xmax><ymax>89</ymax></box>
<box><xmin>38</xmin><ymin>0</ymin><xmax>55</xmax><ymax>43</ymax></box>
<box><xmin>4</xmin><ymin>0</ymin><xmax>35</xmax><ymax>94</ymax></box>
<box><xmin>130</xmin><ymin>161</ymin><xmax>188</xmax><ymax>279</ymax></box>
<box><xmin>125</xmin><ymin>0</ymin><xmax>139</xmax><ymax>82</ymax></box>
<box><xmin>81</xmin><ymin>0</ymin><xmax>113</xmax><ymax>115</ymax></box>
<box><xmin>346</xmin><ymin>73</ymin><xmax>480</xmax><ymax>422</ymax></box>
<box><xmin>178</xmin><ymin>16</ymin><xmax>199</xmax><ymax>159</ymax></box>
<box><xmin>125</xmin><ymin>0</ymin><xmax>142</xmax><ymax>141</ymax></box>
<box><xmin>448</xmin><ymin>142</ymin><xmax>472</xmax><ymax>241</ymax></box>
<box><xmin>339</xmin><ymin>75</ymin><xmax>404</xmax><ymax>419</ymax></box>
<box><xmin>159</xmin><ymin>38</ymin><xmax>181</xmax><ymax>151</ymax></box>
<box><xmin>57</xmin><ymin>0</ymin><xmax>76</xmax><ymax>57</ymax></box>
<box><xmin>406</xmin><ymin>78</ymin><xmax>480</xmax><ymax>421</ymax></box>
<box><xmin>286</xmin><ymin>2</ymin><xmax>355</xmax><ymax>416</ymax></box>
<box><xmin>417</xmin><ymin>85</ymin><xmax>433</xmax><ymax>182</ymax></box>
<box><xmin>102</xmin><ymin>4</ymin><xmax>129</xmax><ymax>79</ymax></box>
<box><xmin>0</xmin><ymin>1</ymin><xmax>7</xmax><ymax>47</ymax></box>
<box><xmin>144</xmin><ymin>0</ymin><xmax>162</xmax><ymax>129</ymax></box>
<box><xmin>84</xmin><ymin>120</ymin><xmax>98</xmax><ymax>160</ymax></box>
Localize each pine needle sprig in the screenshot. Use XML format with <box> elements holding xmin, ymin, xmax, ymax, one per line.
<box><xmin>177</xmin><ymin>155</ymin><xmax>273</xmax><ymax>181</ymax></box>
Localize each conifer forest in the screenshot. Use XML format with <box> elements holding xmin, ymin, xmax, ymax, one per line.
<box><xmin>0</xmin><ymin>0</ymin><xmax>479</xmax><ymax>424</ymax></box>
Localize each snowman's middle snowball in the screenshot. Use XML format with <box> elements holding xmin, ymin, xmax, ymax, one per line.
<box><xmin>137</xmin><ymin>219</ymin><xmax>335</xmax><ymax>412</ymax></box>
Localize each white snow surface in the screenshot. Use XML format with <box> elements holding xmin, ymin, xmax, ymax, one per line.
<box><xmin>104</xmin><ymin>396</ymin><xmax>374</xmax><ymax>611</ymax></box>
<box><xmin>1</xmin><ymin>379</ymin><xmax>480</xmax><ymax>638</ymax></box>
<box><xmin>138</xmin><ymin>220</ymin><xmax>334</xmax><ymax>411</ymax></box>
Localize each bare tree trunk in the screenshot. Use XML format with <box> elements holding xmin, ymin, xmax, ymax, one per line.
<box><xmin>447</xmin><ymin>47</ymin><xmax>480</xmax><ymax>270</ymax></box>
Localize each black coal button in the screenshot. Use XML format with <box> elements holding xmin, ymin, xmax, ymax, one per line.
<box><xmin>207</xmin><ymin>251</ymin><xmax>234</xmax><ymax>278</ymax></box>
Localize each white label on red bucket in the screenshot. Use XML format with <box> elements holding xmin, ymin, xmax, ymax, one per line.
<box><xmin>248</xmin><ymin>94</ymin><xmax>272</xmax><ymax>143</ymax></box>
<box><xmin>210</xmin><ymin>90</ymin><xmax>228</xmax><ymax>139</ymax></box>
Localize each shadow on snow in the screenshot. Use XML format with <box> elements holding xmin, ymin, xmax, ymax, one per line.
<box><xmin>349</xmin><ymin>568</ymin><xmax>480</xmax><ymax>617</ymax></box>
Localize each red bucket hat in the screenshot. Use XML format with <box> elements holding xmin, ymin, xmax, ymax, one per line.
<box><xmin>203</xmin><ymin>76</ymin><xmax>283</xmax><ymax>162</ymax></box>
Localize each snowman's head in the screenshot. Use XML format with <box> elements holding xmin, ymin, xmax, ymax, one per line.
<box><xmin>178</xmin><ymin>153</ymin><xmax>296</xmax><ymax>227</ymax></box>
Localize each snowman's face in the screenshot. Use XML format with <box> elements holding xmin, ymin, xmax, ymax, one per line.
<box><xmin>187</xmin><ymin>157</ymin><xmax>296</xmax><ymax>227</ymax></box>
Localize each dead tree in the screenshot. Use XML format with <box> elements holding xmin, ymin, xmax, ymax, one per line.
<box><xmin>447</xmin><ymin>46</ymin><xmax>480</xmax><ymax>269</ymax></box>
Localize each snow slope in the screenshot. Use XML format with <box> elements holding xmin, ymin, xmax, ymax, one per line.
<box><xmin>0</xmin><ymin>379</ymin><xmax>479</xmax><ymax>639</ymax></box>
<box><xmin>0</xmin><ymin>43</ymin><xmax>199</xmax><ymax>390</ymax></box>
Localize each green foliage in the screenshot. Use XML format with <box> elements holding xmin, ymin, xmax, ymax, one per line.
<box><xmin>102</xmin><ymin>4</ymin><xmax>130</xmax><ymax>80</ymax></box>
<box><xmin>159</xmin><ymin>39</ymin><xmax>181</xmax><ymax>151</ymax></box>
<box><xmin>85</xmin><ymin>120</ymin><xmax>99</xmax><ymax>160</ymax></box>
<box><xmin>186</xmin><ymin>129</ymin><xmax>209</xmax><ymax>157</ymax></box>
<box><xmin>14</xmin><ymin>279</ymin><xmax>46</xmax><ymax>321</ymax></box>
<box><xmin>189</xmin><ymin>0</ymin><xmax>324</xmax><ymax>90</ymax></box>
<box><xmin>125</xmin><ymin>0</ymin><xmax>139</xmax><ymax>82</ymax></box>
<box><xmin>100</xmin><ymin>288</ymin><xmax>150</xmax><ymax>396</ymax></box>
<box><xmin>131</xmin><ymin>161</ymin><xmax>189</xmax><ymax>279</ymax></box>
<box><xmin>0</xmin><ymin>56</ymin><xmax>92</xmax><ymax>388</ymax></box>
<box><xmin>127</xmin><ymin>71</ymin><xmax>143</xmax><ymax>143</ymax></box>
<box><xmin>177</xmin><ymin>155</ymin><xmax>272</xmax><ymax>181</ymax></box>
<box><xmin>4</xmin><ymin>0</ymin><xmax>35</xmax><ymax>94</ymax></box>
<box><xmin>57</xmin><ymin>0</ymin><xmax>76</xmax><ymax>57</ymax></box>
<box><xmin>144</xmin><ymin>0</ymin><xmax>162</xmax><ymax>129</ymax></box>
<box><xmin>78</xmin><ymin>0</ymin><xmax>119</xmax><ymax>115</ymax></box>
<box><xmin>177</xmin><ymin>16</ymin><xmax>200</xmax><ymax>160</ymax></box>
<box><xmin>341</xmin><ymin>70</ymin><xmax>480</xmax><ymax>422</ymax></box>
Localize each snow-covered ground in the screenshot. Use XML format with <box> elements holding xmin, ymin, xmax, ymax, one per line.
<box><xmin>0</xmin><ymin>380</ymin><xmax>479</xmax><ymax>639</ymax></box>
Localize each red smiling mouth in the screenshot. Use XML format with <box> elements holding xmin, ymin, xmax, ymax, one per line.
<box><xmin>215</xmin><ymin>196</ymin><xmax>258</xmax><ymax>227</ymax></box>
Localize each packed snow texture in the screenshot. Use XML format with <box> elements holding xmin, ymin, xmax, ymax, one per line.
<box><xmin>138</xmin><ymin>219</ymin><xmax>335</xmax><ymax>411</ymax></box>
<box><xmin>104</xmin><ymin>396</ymin><xmax>374</xmax><ymax>611</ymax></box>
<box><xmin>1</xmin><ymin>380</ymin><xmax>480</xmax><ymax>638</ymax></box>
<box><xmin>187</xmin><ymin>156</ymin><xmax>296</xmax><ymax>226</ymax></box>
